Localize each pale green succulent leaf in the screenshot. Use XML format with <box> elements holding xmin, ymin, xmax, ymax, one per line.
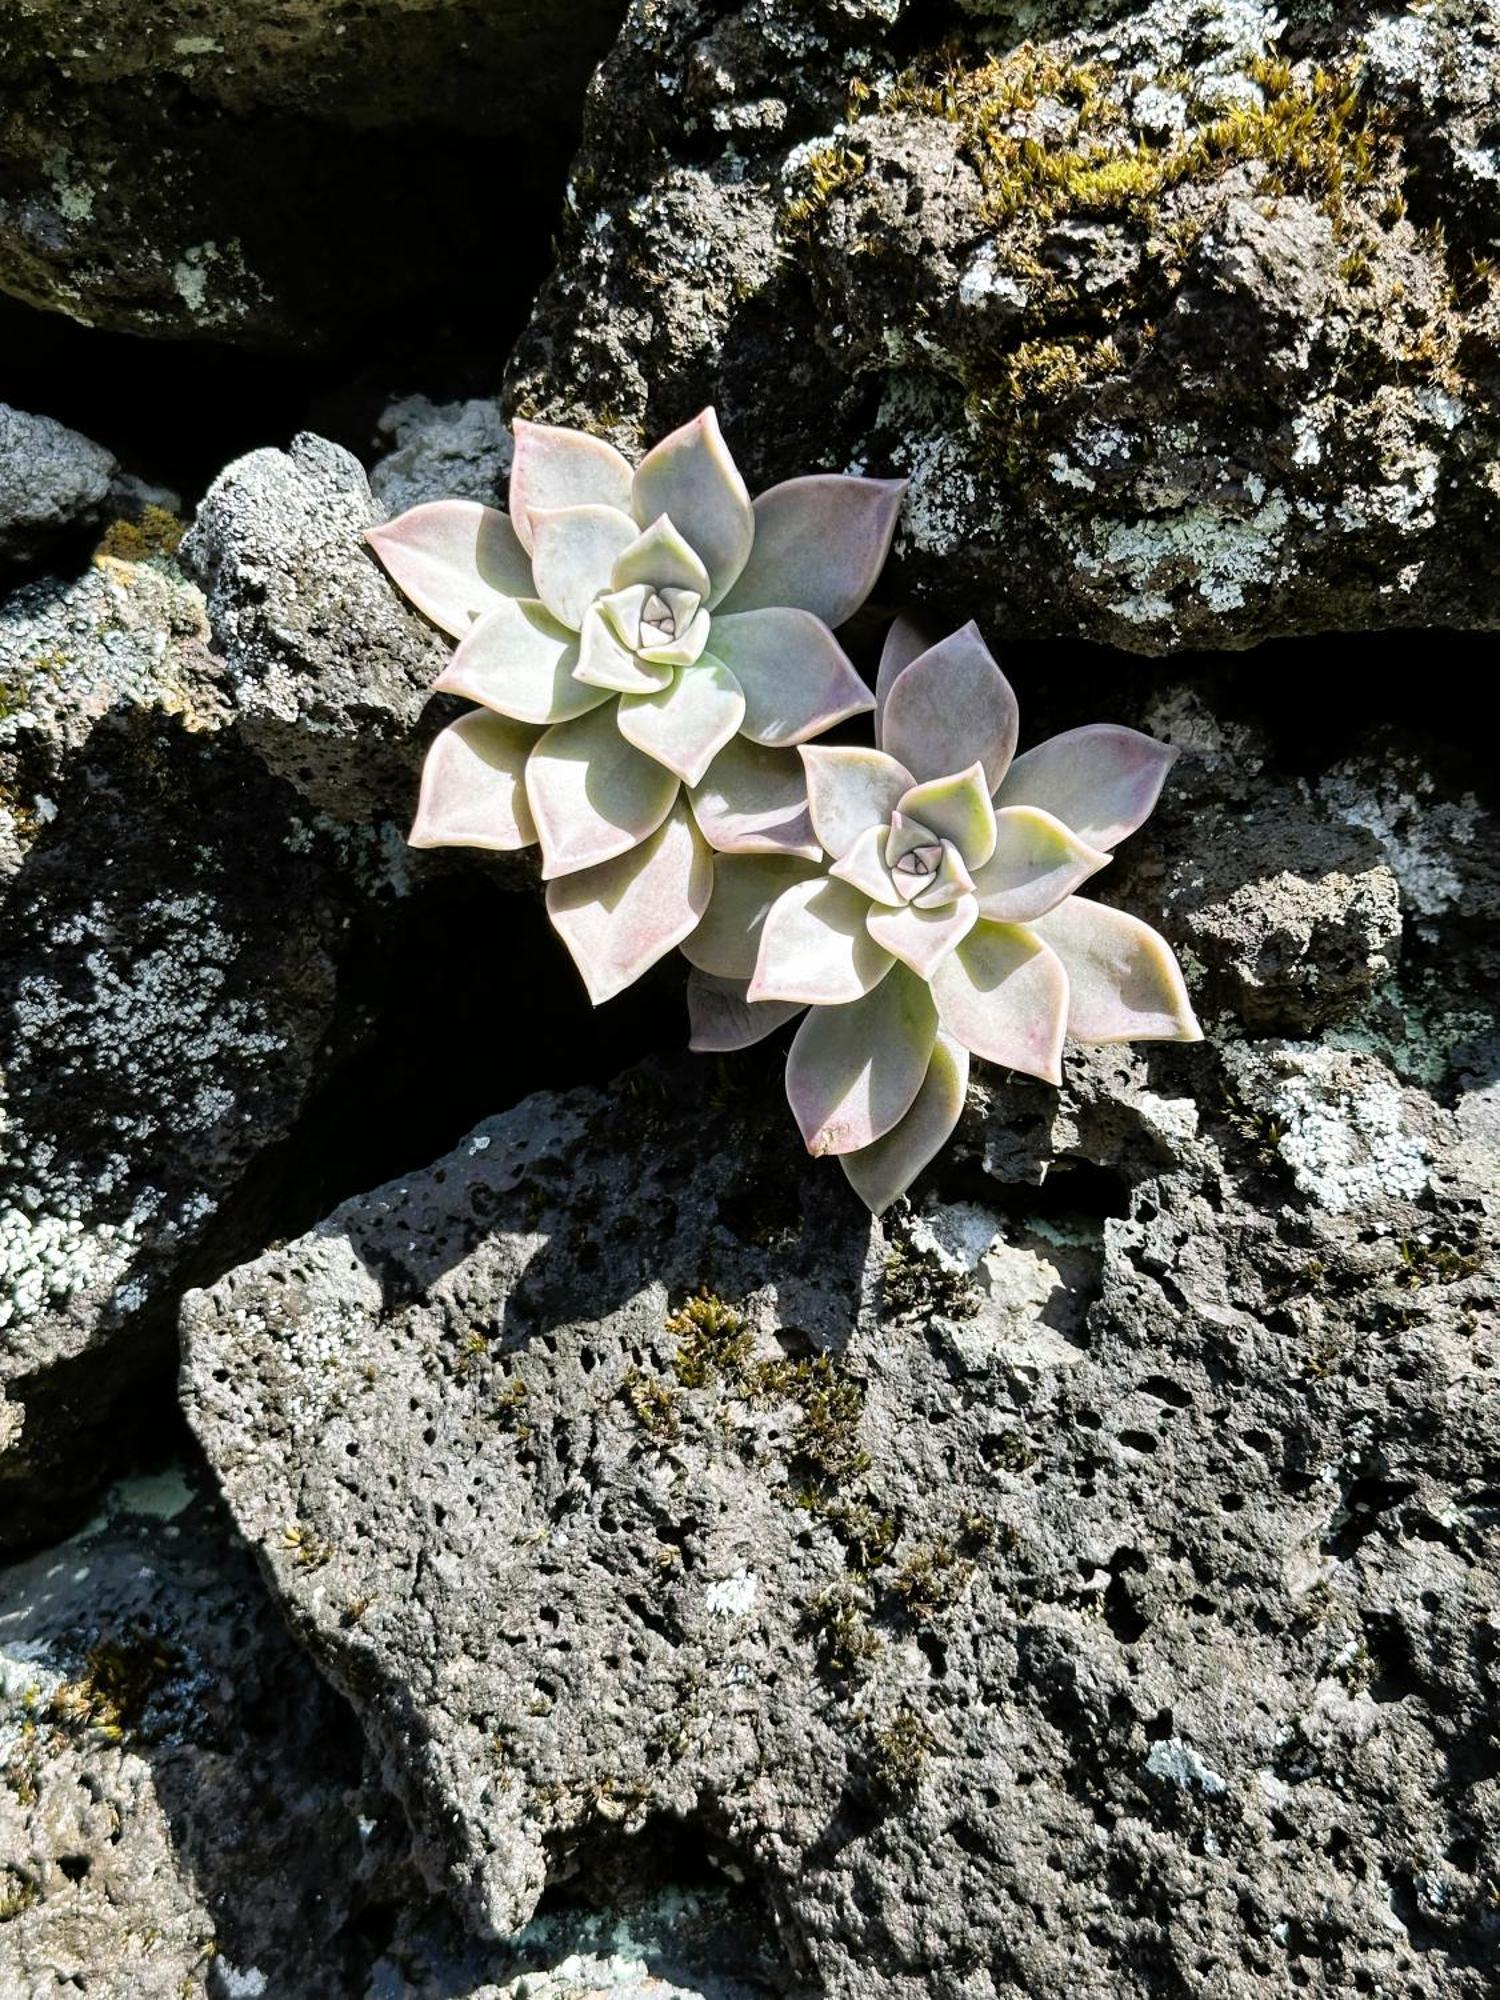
<box><xmin>785</xmin><ymin>965</ymin><xmax>938</xmax><ymax>1157</ymax></box>
<box><xmin>617</xmin><ymin>657</ymin><xmax>746</xmax><ymax>787</ymax></box>
<box><xmin>631</xmin><ymin>409</ymin><xmax>755</xmax><ymax>606</ymax></box>
<box><xmin>994</xmin><ymin>724</ymin><xmax>1180</xmax><ymax>851</ymax></box>
<box><xmin>528</xmin><ymin>504</ymin><xmax>639</xmax><ymax>631</ymax></box>
<box><xmin>545</xmin><ymin>801</ymin><xmax>711</xmax><ymax>1006</ymax></box>
<box><xmin>365</xmin><ymin>499</ymin><xmax>532</xmax><ymax>639</ymax></box>
<box><xmin>866</xmin><ymin>892</ymin><xmax>980</xmax><ymax>979</ymax></box>
<box><xmin>1029</xmin><ymin>896</ymin><xmax>1202</xmax><ymax>1043</ymax></box>
<box><xmin>717</xmin><ymin>474</ymin><xmax>906</xmax><ymax>628</ymax></box>
<box><xmin>686</xmin><ymin>970</ymin><xmax>805</xmax><ymax>1053</ymax></box>
<box><xmin>873</xmin><ymin>612</ymin><xmax>933</xmax><ymax>714</ymax></box>
<box><xmin>681</xmin><ymin>852</ymin><xmax>823</xmax><ymax>979</ymax></box>
<box><xmin>509</xmin><ymin>419</ymin><xmax>634</xmax><ymax>555</ymax></box>
<box><xmin>709</xmin><ymin>609</ymin><xmax>875</xmax><ymax>747</ymax></box>
<box><xmin>525</xmin><ymin>703</ymin><xmax>680</xmax><ymax>878</ymax></box>
<box><xmin>636</xmin><ymin>605</ymin><xmax>711</xmax><ymax>668</ymax></box>
<box><xmin>687</xmin><ymin>737</ymin><xmax>821</xmax><ymax>858</ymax></box>
<box><xmin>970</xmin><ymin>805</ymin><xmax>1111</xmax><ymax>924</ymax></box>
<box><xmin>435</xmin><ymin>597</ymin><xmax>608</xmax><ymax>726</ymax></box>
<box><xmin>748</xmin><ymin>877</ymin><xmax>896</xmax><ymax>1006</ymax></box>
<box><xmin>879</xmin><ymin>621</ymin><xmax>1019</xmax><ymax>791</ymax></box>
<box><xmin>610</xmin><ymin>514</ymin><xmax>712</xmax><ymax>599</ymax></box>
<box><xmin>895</xmin><ymin>763</ymin><xmax>997</xmax><ymax>869</ymax></box>
<box><xmin>930</xmin><ymin>919</ymin><xmax>1068</xmax><ymax>1084</ymax></box>
<box><xmin>909</xmin><ymin>840</ymin><xmax>977</xmax><ymax>910</ymax></box>
<box><xmin>841</xmin><ymin>1030</ymin><xmax>970</xmax><ymax>1215</ymax></box>
<box><xmin>800</xmin><ymin>744</ymin><xmax>914</xmax><ymax>860</ymax></box>
<box><xmin>409</xmin><ymin>709</ymin><xmax>538</xmax><ymax>852</ymax></box>
<box><xmin>574</xmin><ymin>602</ymin><xmax>674</xmax><ymax>693</ymax></box>
<box><xmin>828</xmin><ymin>824</ymin><xmax>903</xmax><ymax>907</ymax></box>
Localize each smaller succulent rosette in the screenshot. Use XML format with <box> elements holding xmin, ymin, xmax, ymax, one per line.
<box><xmin>683</xmin><ymin>621</ymin><xmax>1201</xmax><ymax>1213</ymax></box>
<box><xmin>365</xmin><ymin>409</ymin><xmax>903</xmax><ymax>1002</ymax></box>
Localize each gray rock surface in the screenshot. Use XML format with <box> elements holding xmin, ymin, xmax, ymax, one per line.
<box><xmin>182</xmin><ymin>696</ymin><xmax>1499</xmax><ymax>2000</ymax></box>
<box><xmin>371</xmin><ymin>396</ymin><xmax>513</xmax><ymax>515</ymax></box>
<box><xmin>0</xmin><ymin>406</ymin><xmax>117</xmax><ymax>565</ymax></box>
<box><xmin>0</xmin><ymin>0</ymin><xmax>626</xmax><ymax>344</ymax></box>
<box><xmin>508</xmin><ymin>0</ymin><xmax>1500</xmax><ymax>652</ymax></box>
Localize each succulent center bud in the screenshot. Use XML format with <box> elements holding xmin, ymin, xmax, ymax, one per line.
<box><xmin>635</xmin><ymin>585</ymin><xmax>700</xmax><ymax>653</ymax></box>
<box><xmin>884</xmin><ymin>812</ymin><xmax>975</xmax><ymax>910</ymax></box>
<box><xmin>891</xmin><ymin>842</ymin><xmax>944</xmax><ymax>883</ymax></box>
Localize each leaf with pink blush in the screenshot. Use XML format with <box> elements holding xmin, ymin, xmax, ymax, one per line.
<box><xmin>682</xmin><ymin>852</ymin><xmax>823</xmax><ymax>979</ymax></box>
<box><xmin>687</xmin><ymin>738</ymin><xmax>821</xmax><ymax>859</ymax></box>
<box><xmin>1028</xmin><ymin>897</ymin><xmax>1202</xmax><ymax>1043</ymax></box>
<box><xmin>828</xmin><ymin>824</ymin><xmax>902</xmax><ymax>907</ymax></box>
<box><xmin>880</xmin><ymin>623</ymin><xmax>1019</xmax><ymax>791</ymax></box>
<box><xmin>435</xmin><ymin>598</ymin><xmax>609</xmax><ymax>726</ymax></box>
<box><xmin>710</xmin><ymin>609</ymin><xmax>875</xmax><ymax>747</ymax></box>
<box><xmin>545</xmin><ymin>802</ymin><xmax>711</xmax><ymax>1005</ymax></box>
<box><xmin>717</xmin><ymin>474</ymin><xmax>906</xmax><ymax>627</ymax></box>
<box><xmin>524</xmin><ymin>704</ymin><xmax>680</xmax><ymax>879</ymax></box>
<box><xmin>617</xmin><ymin>657</ymin><xmax>746</xmax><ymax>786</ymax></box>
<box><xmin>611</xmin><ymin>513</ymin><xmax>712</xmax><ymax>599</ymax></box>
<box><xmin>509</xmin><ymin>420</ymin><xmax>635</xmax><ymax>554</ymax></box>
<box><xmin>841</xmin><ymin>1030</ymin><xmax>970</xmax><ymax>1215</ymax></box>
<box><xmin>528</xmin><ymin>505</ymin><xmax>639</xmax><ymax>631</ymax></box>
<box><xmin>408</xmin><ymin>710</ymin><xmax>538</xmax><ymax>852</ymax></box>
<box><xmin>969</xmin><ymin>805</ymin><xmax>1110</xmax><ymax>924</ymax></box>
<box><xmin>800</xmin><ymin>745</ymin><xmax>914</xmax><ymax>860</ymax></box>
<box><xmin>895</xmin><ymin>764</ymin><xmax>997</xmax><ymax>870</ymax></box>
<box><xmin>686</xmin><ymin>970</ymin><xmax>805</xmax><ymax>1053</ymax></box>
<box><xmin>574</xmin><ymin>603</ymin><xmax>674</xmax><ymax>694</ymax></box>
<box><xmin>873</xmin><ymin>612</ymin><xmax>933</xmax><ymax>722</ymax></box>
<box><xmin>748</xmin><ymin>877</ymin><xmax>895</xmax><ymax>1006</ymax></box>
<box><xmin>866</xmin><ymin>893</ymin><xmax>980</xmax><ymax>979</ymax></box>
<box><xmin>994</xmin><ymin>724</ymin><xmax>1180</xmax><ymax>851</ymax></box>
<box><xmin>365</xmin><ymin>500</ymin><xmax>533</xmax><ymax>640</ymax></box>
<box><xmin>930</xmin><ymin>920</ymin><xmax>1068</xmax><ymax>1085</ymax></box>
<box><xmin>631</xmin><ymin>409</ymin><xmax>755</xmax><ymax>605</ymax></box>
<box><xmin>785</xmin><ymin>965</ymin><xmax>938</xmax><ymax>1156</ymax></box>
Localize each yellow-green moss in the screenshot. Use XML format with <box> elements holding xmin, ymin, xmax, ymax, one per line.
<box><xmin>779</xmin><ymin>140</ymin><xmax>868</xmax><ymax>241</ymax></box>
<box><xmin>0</xmin><ymin>1869</ymin><xmax>38</xmax><ymax>1923</ymax></box>
<box><xmin>44</xmin><ymin>1631</ymin><xmax>177</xmax><ymax>1744</ymax></box>
<box><xmin>94</xmin><ymin>505</ymin><xmax>185</xmax><ymax>565</ymax></box>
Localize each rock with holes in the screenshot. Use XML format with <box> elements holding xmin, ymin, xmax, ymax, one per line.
<box><xmin>508</xmin><ymin>0</ymin><xmax>1500</xmax><ymax>652</ymax></box>
<box><xmin>182</xmin><ymin>674</ymin><xmax>1500</xmax><ymax>2000</ymax></box>
<box><xmin>370</xmin><ymin>397</ymin><xmax>513</xmax><ymax>517</ymax></box>
<box><xmin>0</xmin><ymin>405</ymin><xmax>118</xmax><ymax>567</ymax></box>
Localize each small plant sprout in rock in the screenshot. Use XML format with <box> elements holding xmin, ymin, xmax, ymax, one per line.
<box><xmin>683</xmin><ymin>621</ymin><xmax>1202</xmax><ymax>1212</ymax></box>
<box><xmin>365</xmin><ymin>409</ymin><xmax>904</xmax><ymax>1001</ymax></box>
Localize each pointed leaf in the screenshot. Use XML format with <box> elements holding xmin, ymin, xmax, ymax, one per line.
<box><xmin>930</xmin><ymin>920</ymin><xmax>1068</xmax><ymax>1084</ymax></box>
<box><xmin>1029</xmin><ymin>897</ymin><xmax>1202</xmax><ymax>1043</ymax></box>
<box><xmin>545</xmin><ymin>802</ymin><xmax>711</xmax><ymax>1005</ymax></box>
<box><xmin>575</xmin><ymin>603</ymin><xmax>674</xmax><ymax>693</ymax></box>
<box><xmin>801</xmin><ymin>745</ymin><xmax>913</xmax><ymax>860</ymax></box>
<box><xmin>718</xmin><ymin>474</ymin><xmax>906</xmax><ymax>627</ymax></box>
<box><xmin>874</xmin><ymin>612</ymin><xmax>934</xmax><ymax>724</ymax></box>
<box><xmin>409</xmin><ymin>710</ymin><xmax>538</xmax><ymax>852</ymax></box>
<box><xmin>525</xmin><ymin>705</ymin><xmax>680</xmax><ymax>878</ymax></box>
<box><xmin>611</xmin><ymin>514</ymin><xmax>711</xmax><ymax>598</ymax></box>
<box><xmin>710</xmin><ymin>609</ymin><xmax>874</xmax><ymax>747</ymax></box>
<box><xmin>688</xmin><ymin>738</ymin><xmax>821</xmax><ymax>858</ymax></box>
<box><xmin>842</xmin><ymin>1031</ymin><xmax>970</xmax><ymax>1215</ymax></box>
<box><xmin>631</xmin><ymin>409</ymin><xmax>755</xmax><ymax>604</ymax></box>
<box><xmin>828</xmin><ymin>824</ymin><xmax>902</xmax><ymax>907</ymax></box>
<box><xmin>682</xmin><ymin>853</ymin><xmax>823</xmax><ymax>978</ymax></box>
<box><xmin>365</xmin><ymin>500</ymin><xmax>532</xmax><ymax>639</ymax></box>
<box><xmin>866</xmin><ymin>894</ymin><xmax>979</xmax><ymax>979</ymax></box>
<box><xmin>529</xmin><ymin>505</ymin><xmax>639</xmax><ymax>631</ymax></box>
<box><xmin>509</xmin><ymin>420</ymin><xmax>634</xmax><ymax>554</ymax></box>
<box><xmin>687</xmin><ymin>970</ymin><xmax>805</xmax><ymax>1052</ymax></box>
<box><xmin>994</xmin><ymin>724</ymin><xmax>1180</xmax><ymax>851</ymax></box>
<box><xmin>881</xmin><ymin>623</ymin><xmax>1019</xmax><ymax>791</ymax></box>
<box><xmin>970</xmin><ymin>805</ymin><xmax>1111</xmax><ymax>924</ymax></box>
<box><xmin>748</xmin><ymin>877</ymin><xmax>895</xmax><ymax>1006</ymax></box>
<box><xmin>895</xmin><ymin>764</ymin><xmax>997</xmax><ymax>870</ymax></box>
<box><xmin>436</xmin><ymin>598</ymin><xmax>607</xmax><ymax>725</ymax></box>
<box><xmin>785</xmin><ymin>966</ymin><xmax>938</xmax><ymax>1156</ymax></box>
<box><xmin>617</xmin><ymin>657</ymin><xmax>746</xmax><ymax>786</ymax></box>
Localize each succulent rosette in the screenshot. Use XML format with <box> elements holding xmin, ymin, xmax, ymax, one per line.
<box><xmin>682</xmin><ymin>621</ymin><xmax>1202</xmax><ymax>1213</ymax></box>
<box><xmin>365</xmin><ymin>409</ymin><xmax>904</xmax><ymax>1002</ymax></box>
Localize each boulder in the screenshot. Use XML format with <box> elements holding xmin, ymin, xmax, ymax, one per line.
<box><xmin>0</xmin><ymin>406</ymin><xmax>117</xmax><ymax>566</ymax></box>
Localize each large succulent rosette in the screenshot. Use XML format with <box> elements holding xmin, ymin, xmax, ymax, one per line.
<box><xmin>682</xmin><ymin>621</ymin><xmax>1202</xmax><ymax>1212</ymax></box>
<box><xmin>366</xmin><ymin>410</ymin><xmax>903</xmax><ymax>1001</ymax></box>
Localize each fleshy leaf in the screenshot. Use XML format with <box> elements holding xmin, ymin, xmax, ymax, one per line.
<box><xmin>717</xmin><ymin>474</ymin><xmax>906</xmax><ymax>627</ymax></box>
<box><xmin>866</xmin><ymin>894</ymin><xmax>980</xmax><ymax>979</ymax></box>
<box><xmin>686</xmin><ymin>971</ymin><xmax>805</xmax><ymax>1053</ymax></box>
<box><xmin>930</xmin><ymin>920</ymin><xmax>1068</xmax><ymax>1084</ymax></box>
<box><xmin>970</xmin><ymin>805</ymin><xmax>1111</xmax><ymax>924</ymax></box>
<box><xmin>525</xmin><ymin>704</ymin><xmax>680</xmax><ymax>878</ymax></box>
<box><xmin>575</xmin><ymin>603</ymin><xmax>674</xmax><ymax>693</ymax></box>
<box><xmin>617</xmin><ymin>657</ymin><xmax>746</xmax><ymax>786</ymax></box>
<box><xmin>688</xmin><ymin>738</ymin><xmax>821</xmax><ymax>859</ymax></box>
<box><xmin>1029</xmin><ymin>897</ymin><xmax>1202</xmax><ymax>1043</ymax></box>
<box><xmin>611</xmin><ymin>514</ymin><xmax>712</xmax><ymax>599</ymax></box>
<box><xmin>801</xmin><ymin>745</ymin><xmax>914</xmax><ymax>860</ymax></box>
<box><xmin>748</xmin><ymin>877</ymin><xmax>895</xmax><ymax>1006</ymax></box>
<box><xmin>828</xmin><ymin>824</ymin><xmax>902</xmax><ymax>907</ymax></box>
<box><xmin>436</xmin><ymin>598</ymin><xmax>608</xmax><ymax>726</ymax></box>
<box><xmin>409</xmin><ymin>710</ymin><xmax>538</xmax><ymax>852</ymax></box>
<box><xmin>365</xmin><ymin>500</ymin><xmax>532</xmax><ymax>640</ymax></box>
<box><xmin>909</xmin><ymin>841</ymin><xmax>977</xmax><ymax>911</ymax></box>
<box><xmin>545</xmin><ymin>802</ymin><xmax>711</xmax><ymax>1005</ymax></box>
<box><xmin>710</xmin><ymin>609</ymin><xmax>875</xmax><ymax>747</ymax></box>
<box><xmin>895</xmin><ymin>764</ymin><xmax>997</xmax><ymax>870</ymax></box>
<box><xmin>994</xmin><ymin>724</ymin><xmax>1180</xmax><ymax>851</ymax></box>
<box><xmin>785</xmin><ymin>965</ymin><xmax>938</xmax><ymax>1156</ymax></box>
<box><xmin>681</xmin><ymin>853</ymin><xmax>823</xmax><ymax>979</ymax></box>
<box><xmin>874</xmin><ymin>613</ymin><xmax>933</xmax><ymax>721</ymax></box>
<box><xmin>841</xmin><ymin>1031</ymin><xmax>970</xmax><ymax>1214</ymax></box>
<box><xmin>631</xmin><ymin>410</ymin><xmax>755</xmax><ymax>605</ymax></box>
<box><xmin>509</xmin><ymin>421</ymin><xmax>635</xmax><ymax>554</ymax></box>
<box><xmin>637</xmin><ymin>605</ymin><xmax>711</xmax><ymax>669</ymax></box>
<box><xmin>880</xmin><ymin>623</ymin><xmax>1019</xmax><ymax>791</ymax></box>
<box><xmin>529</xmin><ymin>505</ymin><xmax>639</xmax><ymax>631</ymax></box>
